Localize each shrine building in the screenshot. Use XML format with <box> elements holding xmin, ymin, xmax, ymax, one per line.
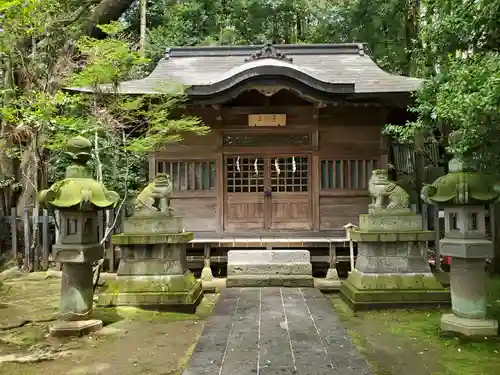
<box><xmin>71</xmin><ymin>43</ymin><xmax>421</xmax><ymax>266</ymax></box>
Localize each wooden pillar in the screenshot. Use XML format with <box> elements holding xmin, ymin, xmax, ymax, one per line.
<box><xmin>23</xmin><ymin>206</ymin><xmax>30</xmax><ymax>272</ymax></box>
<box><xmin>325</xmin><ymin>242</ymin><xmax>339</xmax><ymax>280</ymax></box>
<box><xmin>55</xmin><ymin>211</ymin><xmax>62</xmax><ymax>270</ymax></box>
<box><xmin>148</xmin><ymin>152</ymin><xmax>156</xmax><ymax>181</ymax></box>
<box><xmin>434</xmin><ymin>205</ymin><xmax>441</xmax><ymax>271</ymax></box>
<box><xmin>106</xmin><ymin>209</ymin><xmax>115</xmax><ymax>273</ymax></box>
<box><xmin>11</xmin><ymin>207</ymin><xmax>17</xmax><ymax>264</ymax></box>
<box><xmin>200</xmin><ymin>243</ymin><xmax>214</xmax><ymax>281</ymax></box>
<box><xmin>379</xmin><ymin>108</ymin><xmax>390</xmax><ymax>170</ymax></box>
<box><xmin>216</xmin><ymin>151</ymin><xmax>224</xmax><ymax>233</ymax></box>
<box><xmin>42</xmin><ymin>209</ymin><xmax>50</xmax><ymax>271</ymax></box>
<box><xmin>414</xmin><ymin>134</ymin><xmax>425</xmax><ymax>213</ymax></box>
<box><xmin>311</xmin><ymin>154</ymin><xmax>320</xmax><ymax>231</ymax></box>
<box><xmin>33</xmin><ymin>213</ymin><xmax>40</xmax><ymax>272</ymax></box>
<box><xmin>312</xmin><ymin>107</ymin><xmax>320</xmax><ymax>232</ymax></box>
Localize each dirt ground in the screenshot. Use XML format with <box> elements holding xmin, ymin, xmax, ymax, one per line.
<box><xmin>330</xmin><ymin>275</ymin><xmax>500</xmax><ymax>375</ymax></box>
<box><xmin>2</xmin><ymin>271</ymin><xmax>500</xmax><ymax>375</ymax></box>
<box><xmin>0</xmin><ymin>273</ymin><xmax>217</xmax><ymax>375</ymax></box>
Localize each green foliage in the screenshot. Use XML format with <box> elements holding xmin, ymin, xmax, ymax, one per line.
<box><xmin>131</xmin><ymin>0</ymin><xmax>410</xmax><ymax>74</ymax></box>
<box><xmin>69</xmin><ymin>22</ymin><xmax>150</xmax><ymax>89</ymax></box>
<box><xmin>46</xmin><ymin>27</ymin><xmax>207</xmax><ymax>198</ymax></box>
<box><xmin>380</xmin><ymin>0</ymin><xmax>500</xmax><ymax>175</ymax></box>
<box><xmin>385</xmin><ymin>52</ymin><xmax>500</xmax><ymax>174</ymax></box>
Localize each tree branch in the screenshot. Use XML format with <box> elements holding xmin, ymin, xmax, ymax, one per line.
<box><xmin>85</xmin><ymin>0</ymin><xmax>137</xmax><ymax>38</ymax></box>
<box><xmin>55</xmin><ymin>0</ymin><xmax>102</xmax><ymax>28</ymax></box>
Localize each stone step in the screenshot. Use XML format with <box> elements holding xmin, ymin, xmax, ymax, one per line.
<box><xmin>226</xmin><ymin>274</ymin><xmax>314</xmax><ymax>287</ymax></box>
<box><xmin>228</xmin><ymin>249</ymin><xmax>311</xmax><ymax>264</ymax></box>
<box><xmin>226</xmin><ymin>250</ymin><xmax>313</xmax><ymax>288</ymax></box>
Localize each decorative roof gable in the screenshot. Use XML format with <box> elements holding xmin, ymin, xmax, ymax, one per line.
<box><xmin>244</xmin><ymin>43</ymin><xmax>293</xmax><ymax>63</ymax></box>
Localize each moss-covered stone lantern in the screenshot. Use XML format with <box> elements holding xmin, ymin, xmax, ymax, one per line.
<box><xmin>38</xmin><ymin>136</ymin><xmax>119</xmax><ymax>337</ymax></box>
<box><xmin>421</xmin><ymin>148</ymin><xmax>500</xmax><ymax>336</ymax></box>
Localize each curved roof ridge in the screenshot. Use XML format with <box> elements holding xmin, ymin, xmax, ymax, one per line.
<box><xmin>67</xmin><ymin>43</ymin><xmax>422</xmax><ymax>95</ymax></box>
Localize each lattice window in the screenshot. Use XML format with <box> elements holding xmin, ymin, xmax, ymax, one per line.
<box><xmin>321</xmin><ymin>159</ymin><xmax>378</xmax><ymax>189</ymax></box>
<box><xmin>156</xmin><ymin>160</ymin><xmax>216</xmax><ymax>191</ymax></box>
<box><xmin>226</xmin><ymin>156</ymin><xmax>264</xmax><ymax>193</ymax></box>
<box><xmin>223</xmin><ymin>133</ymin><xmax>310</xmax><ymax>147</ymax></box>
<box><xmin>271</xmin><ymin>156</ymin><xmax>309</xmax><ymax>192</ymax></box>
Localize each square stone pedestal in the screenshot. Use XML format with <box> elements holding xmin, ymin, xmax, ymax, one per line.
<box><xmin>98</xmin><ymin>273</ymin><xmax>202</xmax><ymax>313</ymax></box>
<box><xmin>98</xmin><ymin>233</ymin><xmax>202</xmax><ymax>313</ymax></box>
<box><xmin>341</xmin><ymin>269</ymin><xmax>451</xmax><ymax>311</ymax></box>
<box><xmin>49</xmin><ymin>319</ymin><xmax>103</xmax><ymax>337</ymax></box>
<box><xmin>226</xmin><ymin>250</ymin><xmax>313</xmax><ymax>287</ymax></box>
<box><xmin>340</xmin><ymin>211</ymin><xmax>450</xmax><ymax>310</ymax></box>
<box><xmin>441</xmin><ymin>314</ymin><xmax>498</xmax><ymax>337</ymax></box>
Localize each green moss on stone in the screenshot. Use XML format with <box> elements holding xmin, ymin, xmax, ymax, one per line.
<box><xmin>346</xmin><ymin>269</ymin><xmax>446</xmax><ymax>291</ymax></box>
<box><xmin>98</xmin><ymin>272</ymin><xmax>203</xmax><ymax>311</ymax></box>
<box><xmin>340</xmin><ymin>280</ymin><xmax>451</xmax><ymax>310</ymax></box>
<box><xmin>112</xmin><ymin>232</ymin><xmax>194</xmax><ymax>244</ymax></box>
<box><xmin>105</xmin><ymin>272</ymin><xmax>198</xmax><ymax>295</ymax></box>
<box><xmin>351</xmin><ymin>230</ymin><xmax>434</xmax><ymax>242</ymax></box>
<box><xmin>422</xmin><ymin>171</ymin><xmax>500</xmax><ymax>205</ymax></box>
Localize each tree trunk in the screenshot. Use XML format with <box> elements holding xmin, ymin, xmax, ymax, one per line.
<box><xmin>85</xmin><ymin>0</ymin><xmax>137</xmax><ymax>38</ymax></box>
<box><xmin>491</xmin><ymin>203</ymin><xmax>500</xmax><ymax>274</ymax></box>
<box><xmin>139</xmin><ymin>0</ymin><xmax>147</xmax><ymax>56</ymax></box>
<box><xmin>405</xmin><ymin>0</ymin><xmax>421</xmax><ymax>76</ymax></box>
<box><xmin>0</xmin><ymin>58</ymin><xmax>15</xmax><ymax>216</ymax></box>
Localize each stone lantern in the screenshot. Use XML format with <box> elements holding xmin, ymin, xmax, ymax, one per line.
<box><xmin>38</xmin><ymin>136</ymin><xmax>119</xmax><ymax>337</ymax></box>
<box><xmin>422</xmin><ymin>151</ymin><xmax>500</xmax><ymax>336</ymax></box>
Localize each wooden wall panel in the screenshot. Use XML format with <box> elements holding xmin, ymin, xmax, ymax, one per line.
<box><xmin>225</xmin><ymin>194</ymin><xmax>265</xmax><ymax>232</ymax></box>
<box><xmin>170</xmin><ymin>197</ymin><xmax>217</xmax><ymax>232</ymax></box>
<box><xmin>319</xmin><ymin>127</ymin><xmax>381</xmax><ymax>158</ymax></box>
<box><xmin>318</xmin><ymin>107</ymin><xmax>383</xmax><ymax>127</ymax></box>
<box><xmin>269</xmin><ymin>194</ymin><xmax>311</xmax><ymax>231</ymax></box>
<box><xmin>319</xmin><ymin>196</ymin><xmax>371</xmax><ymax>230</ymax></box>
<box><xmin>318</xmin><ymin>107</ymin><xmax>383</xmax><ymax>159</ymax></box>
<box><xmin>155</xmin><ymin>131</ymin><xmax>220</xmax><ymax>156</ymax></box>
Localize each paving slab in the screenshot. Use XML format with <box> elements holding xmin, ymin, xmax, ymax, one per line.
<box><xmin>182</xmin><ymin>288</ymin><xmax>371</xmax><ymax>375</ymax></box>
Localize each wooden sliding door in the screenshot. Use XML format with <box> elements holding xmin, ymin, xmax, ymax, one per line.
<box><xmin>224</xmin><ymin>155</ymin><xmax>312</xmax><ymax>232</ymax></box>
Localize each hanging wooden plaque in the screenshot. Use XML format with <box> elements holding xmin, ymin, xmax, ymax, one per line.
<box><xmin>248</xmin><ymin>114</ymin><xmax>286</xmax><ymax>127</ymax></box>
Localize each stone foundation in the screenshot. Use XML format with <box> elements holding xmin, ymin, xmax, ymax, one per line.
<box><xmin>340</xmin><ymin>269</ymin><xmax>450</xmax><ymax>311</ymax></box>
<box><xmin>340</xmin><ymin>210</ymin><xmax>450</xmax><ymax>310</ymax></box>
<box><xmin>98</xmin><ymin>272</ymin><xmax>202</xmax><ymax>313</ymax></box>
<box><xmin>226</xmin><ymin>250</ymin><xmax>313</xmax><ymax>287</ymax></box>
<box><xmin>49</xmin><ymin>319</ymin><xmax>103</xmax><ymax>338</ymax></box>
<box><xmin>98</xmin><ymin>233</ymin><xmax>202</xmax><ymax>313</ymax></box>
<box><xmin>441</xmin><ymin>314</ymin><xmax>498</xmax><ymax>337</ymax></box>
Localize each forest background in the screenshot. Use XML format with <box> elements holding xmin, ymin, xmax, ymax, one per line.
<box><xmin>1</xmin><ymin>0</ymin><xmax>499</xmax><ymax>269</ymax></box>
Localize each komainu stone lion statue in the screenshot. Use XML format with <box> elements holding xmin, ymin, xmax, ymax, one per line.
<box><xmin>135</xmin><ymin>173</ymin><xmax>173</xmax><ymax>214</ymax></box>
<box><xmin>368</xmin><ymin>169</ymin><xmax>410</xmax><ymax>210</ymax></box>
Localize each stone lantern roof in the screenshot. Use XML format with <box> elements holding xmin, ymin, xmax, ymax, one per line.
<box><xmin>421</xmin><ymin>150</ymin><xmax>500</xmax><ymax>206</ymax></box>
<box><xmin>38</xmin><ymin>136</ymin><xmax>120</xmax><ymax>209</ymax></box>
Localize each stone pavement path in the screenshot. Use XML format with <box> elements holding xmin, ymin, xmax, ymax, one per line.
<box><xmin>182</xmin><ymin>288</ymin><xmax>371</xmax><ymax>375</ymax></box>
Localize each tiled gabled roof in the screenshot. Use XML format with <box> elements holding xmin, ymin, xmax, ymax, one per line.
<box><xmin>69</xmin><ymin>43</ymin><xmax>421</xmax><ymax>95</ymax></box>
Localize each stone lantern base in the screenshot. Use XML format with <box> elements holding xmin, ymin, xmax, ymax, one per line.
<box><xmin>49</xmin><ymin>319</ymin><xmax>103</xmax><ymax>338</ymax></box>
<box><xmin>441</xmin><ymin>314</ymin><xmax>498</xmax><ymax>337</ymax></box>
<box><xmin>97</xmin><ymin>232</ymin><xmax>203</xmax><ymax>313</ymax></box>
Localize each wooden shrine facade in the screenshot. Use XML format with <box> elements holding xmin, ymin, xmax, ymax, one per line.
<box><xmin>150</xmin><ymin>100</ymin><xmax>388</xmax><ymax>234</ymax></box>
<box><xmin>72</xmin><ymin>43</ymin><xmax>421</xmax><ymax>237</ymax></box>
